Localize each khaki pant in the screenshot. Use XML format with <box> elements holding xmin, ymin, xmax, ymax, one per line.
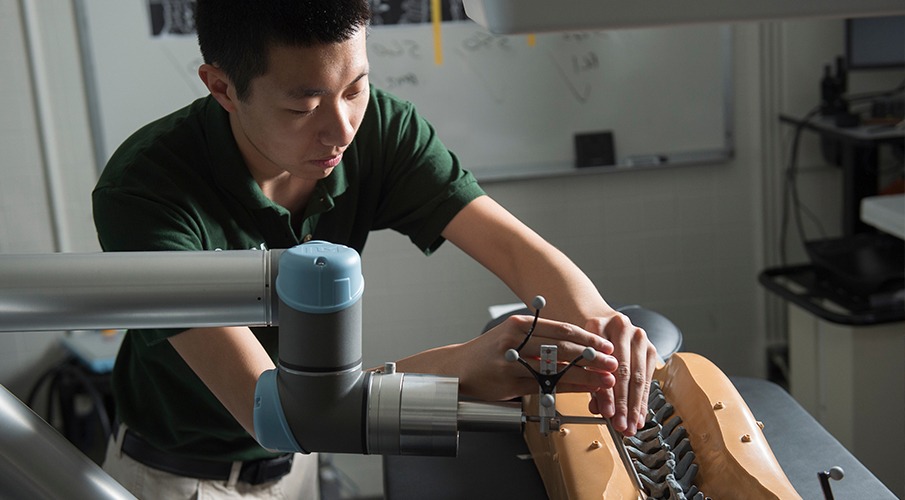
<box><xmin>103</xmin><ymin>426</ymin><xmax>319</xmax><ymax>500</ymax></box>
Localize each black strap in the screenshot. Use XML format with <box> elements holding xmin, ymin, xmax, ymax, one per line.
<box><xmin>120</xmin><ymin>428</ymin><xmax>293</xmax><ymax>485</ymax></box>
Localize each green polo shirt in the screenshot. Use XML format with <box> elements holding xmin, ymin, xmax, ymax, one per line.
<box><xmin>92</xmin><ymin>87</ymin><xmax>484</xmax><ymax>461</ymax></box>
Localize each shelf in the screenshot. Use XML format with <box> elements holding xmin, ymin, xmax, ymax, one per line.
<box><xmin>759</xmin><ymin>264</ymin><xmax>904</xmax><ymax>325</ymax></box>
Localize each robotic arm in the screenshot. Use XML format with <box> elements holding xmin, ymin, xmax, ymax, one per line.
<box><xmin>0</xmin><ymin>241</ymin><xmax>522</xmax><ymax>460</ymax></box>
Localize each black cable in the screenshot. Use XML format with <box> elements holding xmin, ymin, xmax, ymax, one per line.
<box><xmin>779</xmin><ymin>77</ymin><xmax>905</xmax><ymax>265</ymax></box>
<box><xmin>514</xmin><ymin>304</ymin><xmax>541</xmax><ymax>353</ymax></box>
<box><xmin>26</xmin><ymin>358</ymin><xmax>115</xmax><ymax>446</ymax></box>
<box><xmin>46</xmin><ymin>367</ymin><xmax>62</xmax><ymax>432</ymax></box>
<box><xmin>62</xmin><ymin>362</ymin><xmax>113</xmax><ymax>440</ymax></box>
<box><xmin>780</xmin><ymin>106</ymin><xmax>821</xmax><ymax>266</ymax></box>
<box><xmin>26</xmin><ymin>363</ymin><xmax>65</xmax><ymax>409</ymax></box>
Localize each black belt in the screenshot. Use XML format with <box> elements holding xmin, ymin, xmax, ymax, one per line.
<box><xmin>120</xmin><ymin>428</ymin><xmax>293</xmax><ymax>485</ymax></box>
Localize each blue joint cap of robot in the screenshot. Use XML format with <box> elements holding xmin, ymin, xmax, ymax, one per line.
<box><xmin>276</xmin><ymin>240</ymin><xmax>364</xmax><ymax>314</ymax></box>
<box><xmin>254</xmin><ymin>369</ymin><xmax>304</xmax><ymax>453</ymax></box>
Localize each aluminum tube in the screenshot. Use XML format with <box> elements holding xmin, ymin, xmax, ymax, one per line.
<box><xmin>367</xmin><ymin>372</ymin><xmax>460</xmax><ymax>456</ymax></box>
<box><xmin>367</xmin><ymin>370</ymin><xmax>405</xmax><ymax>455</ymax></box>
<box><xmin>0</xmin><ymin>250</ymin><xmax>281</xmax><ymax>332</ymax></box>
<box><xmin>457</xmin><ymin>401</ymin><xmax>524</xmax><ymax>432</ymax></box>
<box><xmin>0</xmin><ymin>384</ymin><xmax>135</xmax><ymax>499</ymax></box>
<box><xmin>397</xmin><ymin>374</ymin><xmax>459</xmax><ymax>455</ymax></box>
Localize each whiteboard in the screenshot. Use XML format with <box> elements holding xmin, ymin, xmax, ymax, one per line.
<box><xmin>76</xmin><ymin>1</ymin><xmax>732</xmax><ymax>178</ymax></box>
<box><xmin>367</xmin><ymin>23</ymin><xmax>732</xmax><ymax>174</ymax></box>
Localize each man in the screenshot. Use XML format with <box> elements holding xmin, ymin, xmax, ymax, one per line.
<box><xmin>93</xmin><ymin>1</ymin><xmax>658</xmax><ymax>498</ymax></box>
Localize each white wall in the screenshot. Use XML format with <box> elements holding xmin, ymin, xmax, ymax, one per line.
<box><xmin>0</xmin><ymin>0</ymin><xmax>98</xmax><ymax>399</ymax></box>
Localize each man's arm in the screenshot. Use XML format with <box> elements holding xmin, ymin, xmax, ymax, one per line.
<box><xmin>439</xmin><ymin>195</ymin><xmax>658</xmax><ymax>435</ymax></box>
<box><xmin>171</xmin><ymin>311</ymin><xmax>620</xmax><ymax>446</ymax></box>
<box><xmin>168</xmin><ymin>326</ymin><xmax>274</xmax><ymax>439</ymax></box>
<box><xmin>166</xmin><ymin>197</ymin><xmax>654</xmax><ymax>440</ymax></box>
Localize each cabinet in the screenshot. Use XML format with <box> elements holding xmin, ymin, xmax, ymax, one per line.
<box><xmin>786</xmin><ymin>305</ymin><xmax>904</xmax><ymax>498</ymax></box>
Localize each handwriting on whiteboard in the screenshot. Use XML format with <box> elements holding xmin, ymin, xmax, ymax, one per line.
<box><xmin>368</xmin><ymin>28</ymin><xmax>605</xmax><ymax>104</ymax></box>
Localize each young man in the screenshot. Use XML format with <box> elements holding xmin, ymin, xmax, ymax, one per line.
<box><xmin>93</xmin><ymin>1</ymin><xmax>658</xmax><ymax>497</ymax></box>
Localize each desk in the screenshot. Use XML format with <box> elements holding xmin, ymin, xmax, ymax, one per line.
<box><xmin>779</xmin><ymin>113</ymin><xmax>904</xmax><ymax>236</ymax></box>
<box><xmin>759</xmin><ymin>263</ymin><xmax>904</xmax><ymax>325</ymax></box>
<box><xmin>384</xmin><ymin>378</ymin><xmax>896</xmax><ymax>499</ymax></box>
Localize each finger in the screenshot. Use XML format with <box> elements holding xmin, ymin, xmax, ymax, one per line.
<box><xmin>519</xmin><ymin>345</ymin><xmax>619</xmax><ymax>373</ymax></box>
<box><xmin>588</xmin><ymin>388</ymin><xmax>614</xmax><ymax>418</ymax></box>
<box><xmin>529</xmin><ymin>318</ymin><xmax>615</xmax><ymax>357</ymax></box>
<box><xmin>515</xmin><ymin>344</ymin><xmax>617</xmax><ymax>375</ymax></box>
<box><xmin>491</xmin><ymin>315</ymin><xmax>620</xmax><ymax>401</ymax></box>
<box><xmin>606</xmin><ymin>315</ymin><xmax>632</xmax><ymax>433</ymax></box>
<box><xmin>512</xmin><ymin>356</ymin><xmax>616</xmax><ymax>391</ymax></box>
<box><xmin>625</xmin><ymin>326</ymin><xmax>652</xmax><ymax>432</ymax></box>
<box><xmin>555</xmin><ymin>374</ymin><xmax>616</xmax><ymax>394</ymax></box>
<box><xmin>636</xmin><ymin>341</ymin><xmax>659</xmax><ymax>429</ymax></box>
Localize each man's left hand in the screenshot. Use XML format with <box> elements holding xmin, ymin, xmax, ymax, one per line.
<box><xmin>585</xmin><ymin>313</ymin><xmax>659</xmax><ymax>436</ymax></box>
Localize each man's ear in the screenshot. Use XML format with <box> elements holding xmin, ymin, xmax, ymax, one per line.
<box><xmin>198</xmin><ymin>63</ymin><xmax>237</xmax><ymax>113</ymax></box>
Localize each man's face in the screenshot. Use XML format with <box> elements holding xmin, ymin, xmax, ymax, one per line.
<box><xmin>227</xmin><ymin>27</ymin><xmax>370</xmax><ymax>181</ymax></box>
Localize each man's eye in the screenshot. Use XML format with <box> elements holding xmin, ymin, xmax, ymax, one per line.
<box><xmin>289</xmin><ymin>109</ymin><xmax>313</xmax><ymax>116</ymax></box>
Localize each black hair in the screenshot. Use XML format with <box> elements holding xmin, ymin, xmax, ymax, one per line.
<box><xmin>195</xmin><ymin>0</ymin><xmax>371</xmax><ymax>101</ymax></box>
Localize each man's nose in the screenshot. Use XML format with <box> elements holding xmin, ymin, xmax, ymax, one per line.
<box><xmin>318</xmin><ymin>103</ymin><xmax>356</xmax><ymax>147</ymax></box>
